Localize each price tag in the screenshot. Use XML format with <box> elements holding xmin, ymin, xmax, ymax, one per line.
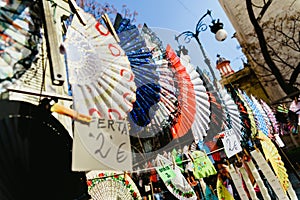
<box><xmin>221</xmin><ymin>129</ymin><xmax>242</xmax><ymax>158</ymax></box>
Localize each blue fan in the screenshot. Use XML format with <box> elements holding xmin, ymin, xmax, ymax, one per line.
<box><xmin>241</xmin><ymin>91</ymin><xmax>269</xmax><ymax>136</ymax></box>
<box><xmin>114</xmin><ymin>14</ymin><xmax>161</xmax><ymax>130</ymax></box>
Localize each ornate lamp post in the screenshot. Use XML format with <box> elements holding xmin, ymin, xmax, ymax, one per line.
<box><xmin>175</xmin><ymin>10</ymin><xmax>227</xmax><ymax>86</ymax></box>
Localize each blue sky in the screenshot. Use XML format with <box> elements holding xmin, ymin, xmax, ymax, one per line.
<box><xmin>100</xmin><ymin>0</ymin><xmax>246</xmax><ymax>79</ymax></box>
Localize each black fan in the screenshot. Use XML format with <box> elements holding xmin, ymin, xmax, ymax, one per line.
<box><xmin>0</xmin><ymin>100</ymin><xmax>89</xmax><ymax>200</ymax></box>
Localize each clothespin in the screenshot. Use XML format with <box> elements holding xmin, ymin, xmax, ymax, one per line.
<box><xmin>171</xmin><ymin>155</ymin><xmax>176</xmax><ymax>170</ymax></box>
<box><xmin>159</xmin><ymin>159</ymin><xmax>165</xmax><ymax>168</ymax></box>
<box><xmin>69</xmin><ymin>0</ymin><xmax>86</xmax><ymax>25</ymax></box>
<box><xmin>102</xmin><ymin>13</ymin><xmax>120</xmax><ymax>43</ymax></box>
<box><xmin>243</xmin><ymin>148</ymin><xmax>249</xmax><ymax>156</ymax></box>
<box><xmin>50</xmin><ymin>103</ymin><xmax>91</xmax><ymax>123</ymax></box>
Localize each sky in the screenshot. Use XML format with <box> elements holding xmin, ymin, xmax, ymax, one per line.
<box><xmin>98</xmin><ymin>0</ymin><xmax>247</xmax><ymax>80</ymax></box>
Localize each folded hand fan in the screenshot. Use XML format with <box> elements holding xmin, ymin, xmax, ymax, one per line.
<box><xmin>226</xmin><ymin>86</ymin><xmax>252</xmax><ymax>143</ymax></box>
<box><xmin>64</xmin><ymin>7</ymin><xmax>136</xmax><ymax>120</ymax></box>
<box><xmin>0</xmin><ymin>2</ymin><xmax>41</xmax><ymax>94</ymax></box>
<box><xmin>140</xmin><ymin>24</ymin><xmax>179</xmax><ymax>132</ymax></box>
<box><xmin>0</xmin><ymin>100</ymin><xmax>89</xmax><ymax>200</ymax></box>
<box><xmin>258</xmin><ymin>131</ymin><xmax>289</xmax><ymax>192</ymax></box>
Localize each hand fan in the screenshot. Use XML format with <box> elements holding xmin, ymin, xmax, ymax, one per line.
<box><xmin>165</xmin><ymin>45</ymin><xmax>196</xmax><ymax>138</ymax></box>
<box><xmin>64</xmin><ymin>7</ymin><xmax>136</xmax><ymax>120</ymax></box>
<box><xmin>86</xmin><ymin>170</ymin><xmax>142</xmax><ymax>200</ymax></box>
<box><xmin>260</xmin><ymin>99</ymin><xmax>279</xmax><ymax>134</ymax></box>
<box><xmin>216</xmin><ymin>83</ymin><xmax>243</xmax><ymax>141</ymax></box>
<box><xmin>156</xmin><ymin>154</ymin><xmax>197</xmax><ymax>200</ymax></box>
<box><xmin>180</xmin><ymin>53</ymin><xmax>210</xmax><ymax>141</ymax></box>
<box><xmin>114</xmin><ymin>14</ymin><xmax>161</xmax><ymax>129</ymax></box>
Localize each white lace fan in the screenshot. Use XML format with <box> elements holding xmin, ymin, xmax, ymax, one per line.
<box><xmin>64</xmin><ymin>7</ymin><xmax>136</xmax><ymax>119</ymax></box>
<box><xmin>86</xmin><ymin>170</ymin><xmax>142</xmax><ymax>200</ymax></box>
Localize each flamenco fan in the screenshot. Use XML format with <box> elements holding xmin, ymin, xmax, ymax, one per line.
<box><xmin>179</xmin><ymin>52</ymin><xmax>210</xmax><ymax>141</ymax></box>
<box><xmin>260</xmin><ymin>99</ymin><xmax>279</xmax><ymax>134</ymax></box>
<box><xmin>113</xmin><ymin>14</ymin><xmax>162</xmax><ymax>131</ymax></box>
<box><xmin>165</xmin><ymin>45</ymin><xmax>197</xmax><ymax>138</ymax></box>
<box><xmin>199</xmin><ymin>72</ymin><xmax>226</xmax><ymax>141</ymax></box>
<box><xmin>140</xmin><ymin>24</ymin><xmax>179</xmax><ymax>134</ymax></box>
<box><xmin>0</xmin><ymin>100</ymin><xmax>89</xmax><ymax>200</ymax></box>
<box><xmin>0</xmin><ymin>1</ymin><xmax>41</xmax><ymax>94</ymax></box>
<box><xmin>251</xmin><ymin>95</ymin><xmax>273</xmax><ymax>136</ymax></box>
<box><xmin>216</xmin><ymin>82</ymin><xmax>242</xmax><ymax>141</ymax></box>
<box><xmin>226</xmin><ymin>86</ymin><xmax>252</xmax><ymax>144</ymax></box>
<box><xmin>241</xmin><ymin>92</ymin><xmax>269</xmax><ymax>136</ymax></box>
<box><xmin>236</xmin><ymin>90</ymin><xmax>257</xmax><ymax>139</ymax></box>
<box><xmin>86</xmin><ymin>170</ymin><xmax>142</xmax><ymax>200</ymax></box>
<box><xmin>156</xmin><ymin>154</ymin><xmax>197</xmax><ymax>200</ymax></box>
<box><xmin>64</xmin><ymin>7</ymin><xmax>136</xmax><ymax>119</ymax></box>
<box><xmin>258</xmin><ymin>131</ymin><xmax>289</xmax><ymax>191</ymax></box>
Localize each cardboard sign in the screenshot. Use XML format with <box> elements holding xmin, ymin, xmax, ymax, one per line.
<box><xmin>221</xmin><ymin>129</ymin><xmax>242</xmax><ymax>158</ymax></box>
<box><xmin>72</xmin><ymin>118</ymin><xmax>132</xmax><ymax>171</ymax></box>
<box><xmin>156</xmin><ymin>165</ymin><xmax>176</xmax><ymax>182</ymax></box>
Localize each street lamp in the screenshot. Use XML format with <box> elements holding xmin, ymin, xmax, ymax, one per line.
<box><xmin>175</xmin><ymin>10</ymin><xmax>227</xmax><ymax>85</ymax></box>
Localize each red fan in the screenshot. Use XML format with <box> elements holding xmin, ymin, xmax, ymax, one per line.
<box><xmin>165</xmin><ymin>45</ymin><xmax>196</xmax><ymax>138</ymax></box>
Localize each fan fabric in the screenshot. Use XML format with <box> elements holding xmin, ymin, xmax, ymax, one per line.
<box><xmin>241</xmin><ymin>92</ymin><xmax>269</xmax><ymax>136</ymax></box>
<box><xmin>0</xmin><ymin>100</ymin><xmax>88</xmax><ymax>200</ymax></box>
<box><xmin>114</xmin><ymin>15</ymin><xmax>161</xmax><ymax>129</ymax></box>
<box><xmin>0</xmin><ymin>1</ymin><xmax>41</xmax><ymax>93</ymax></box>
<box><xmin>64</xmin><ymin>8</ymin><xmax>136</xmax><ymax>120</ymax></box>
<box><xmin>260</xmin><ymin>99</ymin><xmax>279</xmax><ymax>134</ymax></box>
<box><xmin>226</xmin><ymin>86</ymin><xmax>252</xmax><ymax>144</ymax></box>
<box><xmin>180</xmin><ymin>53</ymin><xmax>210</xmax><ymax>141</ymax></box>
<box><xmin>191</xmin><ymin>150</ymin><xmax>217</xmax><ymax>179</ymax></box>
<box><xmin>217</xmin><ymin>83</ymin><xmax>242</xmax><ymax>141</ymax></box>
<box><xmin>251</xmin><ymin>95</ymin><xmax>273</xmax><ymax>135</ymax></box>
<box><xmin>156</xmin><ymin>154</ymin><xmax>197</xmax><ymax>200</ymax></box>
<box><xmin>86</xmin><ymin>170</ymin><xmax>142</xmax><ymax>200</ymax></box>
<box><xmin>258</xmin><ymin>131</ymin><xmax>289</xmax><ymax>192</ymax></box>
<box><xmin>165</xmin><ymin>45</ymin><xmax>196</xmax><ymax>138</ymax></box>
<box><xmin>237</xmin><ymin>90</ymin><xmax>257</xmax><ymax>138</ymax></box>
<box><xmin>140</xmin><ymin>24</ymin><xmax>179</xmax><ymax>133</ymax></box>
<box><xmin>199</xmin><ymin>72</ymin><xmax>226</xmax><ymax>141</ymax></box>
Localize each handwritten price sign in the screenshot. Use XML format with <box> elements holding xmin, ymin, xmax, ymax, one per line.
<box><xmin>72</xmin><ymin>118</ymin><xmax>132</xmax><ymax>171</ymax></box>
<box><xmin>221</xmin><ymin>129</ymin><xmax>242</xmax><ymax>158</ymax></box>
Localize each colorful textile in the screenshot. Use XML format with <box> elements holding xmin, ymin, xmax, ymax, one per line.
<box><xmin>192</xmin><ymin>151</ymin><xmax>217</xmax><ymax>179</ymax></box>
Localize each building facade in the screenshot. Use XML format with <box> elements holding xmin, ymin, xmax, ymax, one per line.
<box><xmin>218</xmin><ymin>0</ymin><xmax>300</xmax><ymax>104</ymax></box>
